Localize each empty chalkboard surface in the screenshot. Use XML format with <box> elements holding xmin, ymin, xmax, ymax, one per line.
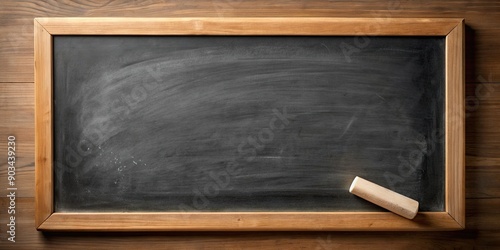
<box><xmin>35</xmin><ymin>17</ymin><xmax>465</xmax><ymax>231</ymax></box>
<box><xmin>53</xmin><ymin>35</ymin><xmax>445</xmax><ymax>212</ymax></box>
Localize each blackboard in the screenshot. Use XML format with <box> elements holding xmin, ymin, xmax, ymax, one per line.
<box><xmin>52</xmin><ymin>35</ymin><xmax>445</xmax><ymax>213</ymax></box>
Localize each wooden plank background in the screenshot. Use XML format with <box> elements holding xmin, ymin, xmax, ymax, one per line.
<box><xmin>0</xmin><ymin>0</ymin><xmax>499</xmax><ymax>248</ymax></box>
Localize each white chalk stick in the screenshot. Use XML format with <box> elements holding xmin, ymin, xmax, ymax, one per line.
<box><xmin>349</xmin><ymin>176</ymin><xmax>419</xmax><ymax>219</ymax></box>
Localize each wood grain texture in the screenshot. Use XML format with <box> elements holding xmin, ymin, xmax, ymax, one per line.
<box><xmin>0</xmin><ymin>0</ymin><xmax>498</xmax><ymax>248</ymax></box>
<box><xmin>445</xmin><ymin>20</ymin><xmax>466</xmax><ymax>228</ymax></box>
<box><xmin>0</xmin><ymin>83</ymin><xmax>34</xmax><ymax>198</ymax></box>
<box><xmin>1</xmin><ymin>198</ymin><xmax>499</xmax><ymax>248</ymax></box>
<box><xmin>38</xmin><ymin>212</ymin><xmax>460</xmax><ymax>231</ymax></box>
<box><xmin>36</xmin><ymin>17</ymin><xmax>460</xmax><ymax>35</ymax></box>
<box><xmin>465</xmin><ymin>83</ymin><xmax>500</xmax><ymax>159</ymax></box>
<box><xmin>34</xmin><ymin>19</ymin><xmax>53</xmax><ymax>228</ymax></box>
<box><xmin>0</xmin><ymin>18</ymin><xmax>33</xmax><ymax>82</ymax></box>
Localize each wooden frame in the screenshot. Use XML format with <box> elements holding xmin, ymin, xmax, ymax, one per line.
<box><xmin>35</xmin><ymin>17</ymin><xmax>465</xmax><ymax>231</ymax></box>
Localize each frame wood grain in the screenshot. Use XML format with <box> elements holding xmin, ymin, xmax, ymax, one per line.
<box><xmin>34</xmin><ymin>17</ymin><xmax>465</xmax><ymax>231</ymax></box>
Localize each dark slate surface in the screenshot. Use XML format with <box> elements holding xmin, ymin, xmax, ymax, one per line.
<box><xmin>53</xmin><ymin>36</ymin><xmax>445</xmax><ymax>212</ymax></box>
